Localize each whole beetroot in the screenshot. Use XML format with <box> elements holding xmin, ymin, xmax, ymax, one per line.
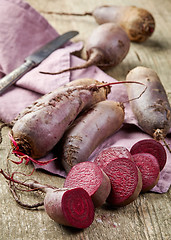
<box><xmin>10</xmin><ymin>79</ymin><xmax>110</xmax><ymax>159</ymax></box>
<box><xmin>126</xmin><ymin>66</ymin><xmax>171</xmax><ymax>144</ymax></box>
<box><xmin>42</xmin><ymin>5</ymin><xmax>155</xmax><ymax>42</ymax></box>
<box><xmin>40</xmin><ymin>23</ymin><xmax>130</xmax><ymax>75</ymax></box>
<box><xmin>93</xmin><ymin>5</ymin><xmax>155</xmax><ymax>42</ymax></box>
<box><xmin>60</xmin><ymin>101</ymin><xmax>125</xmax><ymax>173</ymax></box>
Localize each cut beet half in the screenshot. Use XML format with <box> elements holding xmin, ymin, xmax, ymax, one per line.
<box><xmin>62</xmin><ymin>188</ymin><xmax>95</xmax><ymax>228</ymax></box>
<box><xmin>132</xmin><ymin>153</ymin><xmax>160</xmax><ymax>192</ymax></box>
<box><xmin>130</xmin><ymin>139</ymin><xmax>167</xmax><ymax>171</ymax></box>
<box><xmin>44</xmin><ymin>187</ymin><xmax>95</xmax><ymax>229</ymax></box>
<box><xmin>94</xmin><ymin>146</ymin><xmax>132</xmax><ymax>169</ymax></box>
<box><xmin>64</xmin><ymin>162</ymin><xmax>111</xmax><ymax>207</ymax></box>
<box><xmin>103</xmin><ymin>157</ymin><xmax>142</xmax><ymax>207</ymax></box>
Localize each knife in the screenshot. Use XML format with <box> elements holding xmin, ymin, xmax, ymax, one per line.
<box><xmin>0</xmin><ymin>30</ymin><xmax>78</xmax><ymax>95</ymax></box>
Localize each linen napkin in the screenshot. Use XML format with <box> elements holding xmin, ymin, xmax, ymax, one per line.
<box><xmin>0</xmin><ymin>0</ymin><xmax>170</xmax><ymax>193</ymax></box>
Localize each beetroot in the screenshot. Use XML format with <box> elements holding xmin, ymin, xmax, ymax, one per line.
<box><xmin>94</xmin><ymin>146</ymin><xmax>132</xmax><ymax>169</ymax></box>
<box><xmin>40</xmin><ymin>23</ymin><xmax>130</xmax><ymax>75</ymax></box>
<box><xmin>0</xmin><ymin>169</ymin><xmax>94</xmax><ymax>229</ymax></box>
<box><xmin>126</xmin><ymin>66</ymin><xmax>171</xmax><ymax>146</ymax></box>
<box><xmin>103</xmin><ymin>158</ymin><xmax>142</xmax><ymax>207</ymax></box>
<box><xmin>44</xmin><ymin>187</ymin><xmax>95</xmax><ymax>229</ymax></box>
<box><xmin>130</xmin><ymin>139</ymin><xmax>167</xmax><ymax>171</ymax></box>
<box><xmin>11</xmin><ymin>78</ymin><xmax>110</xmax><ymax>160</ymax></box>
<box><xmin>132</xmin><ymin>153</ymin><xmax>160</xmax><ymax>192</ymax></box>
<box><xmin>60</xmin><ymin>101</ymin><xmax>125</xmax><ymax>173</ymax></box>
<box><xmin>64</xmin><ymin>162</ymin><xmax>111</xmax><ymax>207</ymax></box>
<box><xmin>42</xmin><ymin>5</ymin><xmax>155</xmax><ymax>42</ymax></box>
<box><xmin>92</xmin><ymin>5</ymin><xmax>155</xmax><ymax>42</ymax></box>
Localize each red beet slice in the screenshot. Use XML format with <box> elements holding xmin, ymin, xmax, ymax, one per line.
<box><xmin>64</xmin><ymin>162</ymin><xmax>111</xmax><ymax>207</ymax></box>
<box><xmin>44</xmin><ymin>187</ymin><xmax>94</xmax><ymax>229</ymax></box>
<box><xmin>103</xmin><ymin>157</ymin><xmax>142</xmax><ymax>207</ymax></box>
<box><xmin>130</xmin><ymin>139</ymin><xmax>167</xmax><ymax>171</ymax></box>
<box><xmin>132</xmin><ymin>153</ymin><xmax>160</xmax><ymax>192</ymax></box>
<box><xmin>94</xmin><ymin>146</ymin><xmax>132</xmax><ymax>169</ymax></box>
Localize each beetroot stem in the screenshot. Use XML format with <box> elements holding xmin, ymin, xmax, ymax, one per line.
<box><xmin>96</xmin><ymin>81</ymin><xmax>147</xmax><ymax>103</ymax></box>
<box><xmin>96</xmin><ymin>80</ymin><xmax>146</xmax><ymax>88</ymax></box>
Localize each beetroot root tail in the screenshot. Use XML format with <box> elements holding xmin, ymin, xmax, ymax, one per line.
<box><xmin>41</xmin><ymin>11</ymin><xmax>92</xmax><ymax>16</ymax></box>
<box><xmin>39</xmin><ymin>49</ymin><xmax>104</xmax><ymax>75</ymax></box>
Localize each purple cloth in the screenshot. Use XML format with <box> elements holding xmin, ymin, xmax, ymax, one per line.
<box><xmin>0</xmin><ymin>0</ymin><xmax>170</xmax><ymax>193</ymax></box>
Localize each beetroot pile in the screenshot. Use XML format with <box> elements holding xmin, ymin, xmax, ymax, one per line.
<box><xmin>1</xmin><ymin>138</ymin><xmax>166</xmax><ymax>230</ymax></box>
<box><xmin>0</xmin><ymin>3</ymin><xmax>170</xmax><ymax>231</ymax></box>
<box><xmin>1</xmin><ymin>66</ymin><xmax>170</xmax><ymax>230</ymax></box>
<box><xmin>60</xmin><ymin>139</ymin><xmax>166</xmax><ymax>227</ymax></box>
<box><xmin>42</xmin><ymin>138</ymin><xmax>166</xmax><ymax>229</ymax></box>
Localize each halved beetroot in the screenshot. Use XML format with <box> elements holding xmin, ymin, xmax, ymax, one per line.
<box><xmin>130</xmin><ymin>139</ymin><xmax>167</xmax><ymax>171</ymax></box>
<box><xmin>103</xmin><ymin>157</ymin><xmax>142</xmax><ymax>207</ymax></box>
<box><xmin>132</xmin><ymin>153</ymin><xmax>160</xmax><ymax>192</ymax></box>
<box><xmin>94</xmin><ymin>146</ymin><xmax>132</xmax><ymax>169</ymax></box>
<box><xmin>64</xmin><ymin>162</ymin><xmax>111</xmax><ymax>207</ymax></box>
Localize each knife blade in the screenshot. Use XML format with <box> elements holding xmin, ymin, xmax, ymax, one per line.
<box><xmin>0</xmin><ymin>30</ymin><xmax>78</xmax><ymax>95</ymax></box>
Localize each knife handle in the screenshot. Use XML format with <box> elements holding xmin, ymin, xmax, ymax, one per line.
<box><xmin>0</xmin><ymin>59</ymin><xmax>35</xmax><ymax>95</ymax></box>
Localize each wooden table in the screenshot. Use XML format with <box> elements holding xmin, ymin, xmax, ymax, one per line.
<box><xmin>0</xmin><ymin>0</ymin><xmax>171</xmax><ymax>239</ymax></box>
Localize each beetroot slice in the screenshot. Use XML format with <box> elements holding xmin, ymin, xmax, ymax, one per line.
<box><xmin>130</xmin><ymin>139</ymin><xmax>167</xmax><ymax>171</ymax></box>
<box><xmin>62</xmin><ymin>188</ymin><xmax>95</xmax><ymax>229</ymax></box>
<box><xmin>103</xmin><ymin>157</ymin><xmax>142</xmax><ymax>207</ymax></box>
<box><xmin>132</xmin><ymin>153</ymin><xmax>160</xmax><ymax>192</ymax></box>
<box><xmin>64</xmin><ymin>162</ymin><xmax>111</xmax><ymax>207</ymax></box>
<box><xmin>94</xmin><ymin>146</ymin><xmax>132</xmax><ymax>169</ymax></box>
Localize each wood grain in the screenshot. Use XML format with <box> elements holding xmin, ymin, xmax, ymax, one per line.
<box><xmin>0</xmin><ymin>0</ymin><xmax>171</xmax><ymax>239</ymax></box>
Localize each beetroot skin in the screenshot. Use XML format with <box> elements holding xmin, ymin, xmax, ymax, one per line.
<box><xmin>132</xmin><ymin>153</ymin><xmax>160</xmax><ymax>192</ymax></box>
<box><xmin>64</xmin><ymin>162</ymin><xmax>111</xmax><ymax>207</ymax></box>
<box><xmin>103</xmin><ymin>157</ymin><xmax>142</xmax><ymax>207</ymax></box>
<box><xmin>130</xmin><ymin>139</ymin><xmax>167</xmax><ymax>171</ymax></box>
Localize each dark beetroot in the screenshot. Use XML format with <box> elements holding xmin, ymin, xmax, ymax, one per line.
<box><xmin>130</xmin><ymin>139</ymin><xmax>167</xmax><ymax>171</ymax></box>
<box><xmin>103</xmin><ymin>157</ymin><xmax>142</xmax><ymax>207</ymax></box>
<box><xmin>64</xmin><ymin>162</ymin><xmax>111</xmax><ymax>207</ymax></box>
<box><xmin>132</xmin><ymin>153</ymin><xmax>160</xmax><ymax>192</ymax></box>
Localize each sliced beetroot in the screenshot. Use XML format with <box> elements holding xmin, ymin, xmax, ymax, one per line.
<box><xmin>44</xmin><ymin>187</ymin><xmax>94</xmax><ymax>229</ymax></box>
<box><xmin>64</xmin><ymin>162</ymin><xmax>111</xmax><ymax>207</ymax></box>
<box><xmin>0</xmin><ymin>168</ymin><xmax>94</xmax><ymax>229</ymax></box>
<box><xmin>132</xmin><ymin>153</ymin><xmax>160</xmax><ymax>192</ymax></box>
<box><xmin>130</xmin><ymin>139</ymin><xmax>167</xmax><ymax>171</ymax></box>
<box><xmin>103</xmin><ymin>157</ymin><xmax>142</xmax><ymax>207</ymax></box>
<box><xmin>94</xmin><ymin>146</ymin><xmax>132</xmax><ymax>169</ymax></box>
